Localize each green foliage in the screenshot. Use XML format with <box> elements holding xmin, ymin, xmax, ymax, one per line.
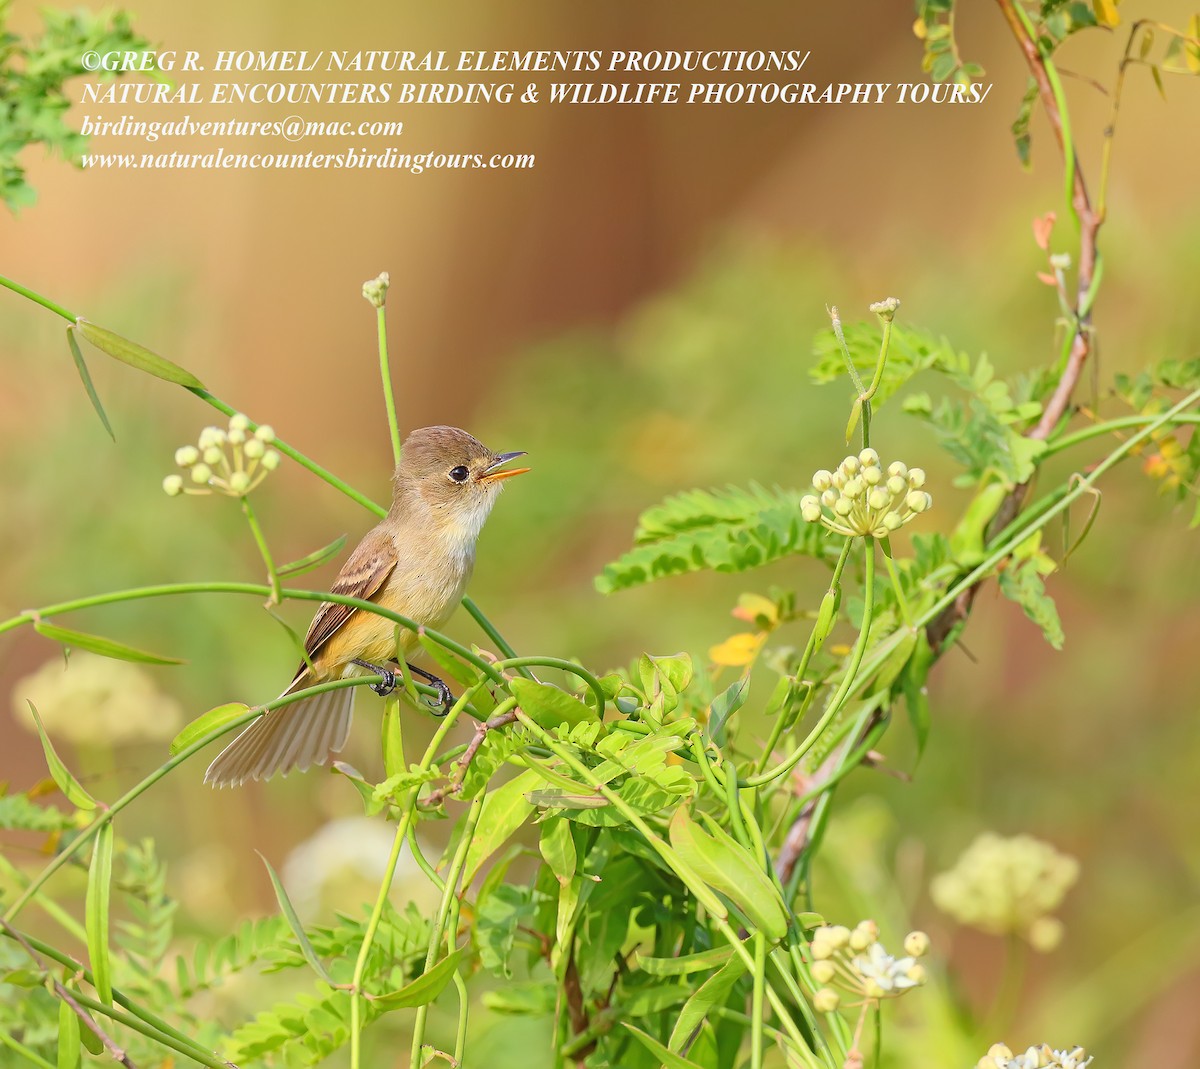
<box><xmin>0</xmin><ymin>2</ymin><xmax>156</xmax><ymax>210</ymax></box>
<box><xmin>999</xmin><ymin>559</ymin><xmax>1066</xmax><ymax>649</ymax></box>
<box><xmin>596</xmin><ymin>483</ymin><xmax>836</xmax><ymax>593</ymax></box>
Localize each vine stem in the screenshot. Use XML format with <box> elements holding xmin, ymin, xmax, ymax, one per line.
<box><xmin>510</xmin><ymin>710</ymin><xmax>811</xmax><ymax>1053</ymax></box>
<box><xmin>745</xmin><ymin>542</ymin><xmax>875</xmax><ymax>788</ymax></box>
<box><xmin>410</xmin><ymin>795</ymin><xmax>484</xmax><ymax>1064</ymax></box>
<box><xmin>375</xmin><ymin>300</ymin><xmax>403</xmax><ymax>467</ymax></box>
<box><xmin>753</xmin><ymin>537</ymin><xmax>854</xmax><ymax>777</ymax></box>
<box><xmin>349</xmin><ymin>697</ymin><xmax>514</xmax><ymax>1069</ymax></box>
<box><xmin>240</xmin><ymin>496</ymin><xmax>281</xmax><ymax>603</ymax></box>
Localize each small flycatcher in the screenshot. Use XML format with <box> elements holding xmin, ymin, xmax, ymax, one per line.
<box><xmin>205</xmin><ymin>426</ymin><xmax>528</xmax><ymax>788</ymax></box>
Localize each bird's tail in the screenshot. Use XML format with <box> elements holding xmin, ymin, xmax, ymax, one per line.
<box><xmin>204</xmin><ymin>682</ymin><xmax>355</xmax><ymax>788</ymax></box>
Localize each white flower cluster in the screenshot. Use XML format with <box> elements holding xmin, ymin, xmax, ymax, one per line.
<box><xmin>931</xmin><ymin>832</ymin><xmax>1079</xmax><ymax>951</ymax></box>
<box><xmin>163</xmin><ymin>413</ymin><xmax>280</xmax><ymax>498</ymax></box>
<box><xmin>801</xmin><ymin>450</ymin><xmax>932</xmax><ymax>539</ymax></box>
<box><xmin>978</xmin><ymin>1043</ymin><xmax>1092</xmax><ymax>1069</ymax></box>
<box><xmin>808</xmin><ymin>920</ymin><xmax>928</xmax><ymax>1012</ymax></box>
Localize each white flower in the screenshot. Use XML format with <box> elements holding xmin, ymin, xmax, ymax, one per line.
<box><xmin>852</xmin><ymin>941</ymin><xmax>919</xmax><ymax>992</ymax></box>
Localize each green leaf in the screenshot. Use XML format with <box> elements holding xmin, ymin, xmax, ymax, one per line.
<box><xmin>998</xmin><ymin>562</ymin><xmax>1065</xmax><ymax>649</ymax></box>
<box><xmin>639</xmin><ymin>944</ymin><xmax>735</xmax><ymax>976</ymax></box>
<box><xmin>258</xmin><ymin>852</ymin><xmax>333</xmax><ymax>984</ymax></box>
<box><xmin>66</xmin><ymin>327</ymin><xmax>115</xmax><ymax>441</ymax></box>
<box><xmin>668</xmin><ymin>807</ymin><xmax>788</xmax><ymax>940</ymax></box>
<box><xmin>622</xmin><ymin>1023</ymin><xmax>708</xmax><ymax>1069</ymax></box>
<box><xmin>34</xmin><ymin>621</ymin><xmax>184</xmax><ymax>666</ymax></box>
<box><xmin>526</xmin><ymin>789</ymin><xmax>608</xmax><ymax>810</ymax></box>
<box><xmin>597</xmin><ymin>483</ymin><xmax>836</xmax><ymax>593</ymax></box>
<box><xmin>481</xmin><ymin>979</ymin><xmax>556</xmax><ymax>1015</ymax></box>
<box><xmin>509</xmin><ymin>678</ymin><xmax>597</xmax><ymax>729</ymax></box>
<box><xmin>669</xmin><ymin>951</ymin><xmax>749</xmax><ymax>1052</ymax></box>
<box><xmin>901</xmin><ymin>631</ymin><xmax>934</xmax><ymax>761</ymax></box>
<box><xmin>276</xmin><ymin>534</ymin><xmax>347</xmax><ymax>578</ymax></box>
<box><xmin>27</xmin><ymin>702</ymin><xmax>96</xmax><ymax>810</ymax></box>
<box><xmin>374</xmin><ymin>949</ymin><xmax>465</xmax><ymax>1010</ymax></box>
<box><xmin>331</xmin><ymin>762</ymin><xmax>388</xmax><ymax>816</ymax></box>
<box><xmin>57</xmin><ymin>996</ymin><xmax>81</xmax><ymax>1069</ymax></box>
<box><xmin>462</xmin><ymin>768</ymin><xmax>541</xmax><ymax>884</ymax></box>
<box><xmin>75</xmin><ymin>318</ymin><xmax>205</xmax><ymax>389</ymax></box>
<box><xmin>169</xmin><ymin>702</ymin><xmax>252</xmax><ymax>756</ymax></box>
<box><xmin>416</xmin><ymin>632</ymin><xmax>481</xmax><ymax>689</ymax></box>
<box><xmin>2</xmin><ymin>968</ymin><xmax>46</xmax><ymax>987</ymax></box>
<box><xmin>708</xmin><ymin>678</ymin><xmax>748</xmax><ymax>742</ymax></box>
<box><xmin>86</xmin><ymin>822</ymin><xmax>114</xmax><ymax>1006</ymax></box>
<box><xmin>538</xmin><ymin>817</ymin><xmax>577</xmax><ymax>883</ymax></box>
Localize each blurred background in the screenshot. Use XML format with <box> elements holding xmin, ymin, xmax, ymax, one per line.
<box><xmin>2</xmin><ymin>1</ymin><xmax>1199</xmax><ymax>1066</ymax></box>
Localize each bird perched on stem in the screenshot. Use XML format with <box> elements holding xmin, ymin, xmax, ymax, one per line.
<box><xmin>205</xmin><ymin>425</ymin><xmax>528</xmax><ymax>788</ymax></box>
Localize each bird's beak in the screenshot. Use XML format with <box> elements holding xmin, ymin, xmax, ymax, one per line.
<box><xmin>479</xmin><ymin>451</ymin><xmax>530</xmax><ymax>483</ymax></box>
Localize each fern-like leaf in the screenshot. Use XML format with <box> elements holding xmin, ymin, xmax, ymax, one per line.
<box><xmin>597</xmin><ymin>484</ymin><xmax>836</xmax><ymax>593</ymax></box>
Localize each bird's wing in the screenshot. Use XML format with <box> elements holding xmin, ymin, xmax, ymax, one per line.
<box><xmin>294</xmin><ymin>527</ymin><xmax>397</xmax><ymax>673</ymax></box>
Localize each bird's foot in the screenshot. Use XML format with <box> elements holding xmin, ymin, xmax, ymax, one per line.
<box><xmin>404</xmin><ymin>662</ymin><xmax>455</xmax><ymax>715</ymax></box>
<box><xmin>353</xmin><ymin>659</ymin><xmax>397</xmax><ymax>696</ymax></box>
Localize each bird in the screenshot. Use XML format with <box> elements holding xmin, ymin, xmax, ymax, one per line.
<box><xmin>204</xmin><ymin>425</ymin><xmax>528</xmax><ymax>788</ymax></box>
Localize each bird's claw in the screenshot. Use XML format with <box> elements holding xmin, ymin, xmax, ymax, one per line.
<box><xmin>430</xmin><ymin>680</ymin><xmax>454</xmax><ymax>716</ymax></box>
<box><xmin>369</xmin><ymin>667</ymin><xmax>397</xmax><ymax>696</ymax></box>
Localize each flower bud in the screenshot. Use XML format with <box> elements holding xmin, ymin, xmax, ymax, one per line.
<box><xmin>843</xmin><ymin>477</ymin><xmax>864</xmax><ymax>500</ymax></box>
<box><xmin>887</xmin><ymin>475</ymin><xmax>907</xmax><ymax>496</ymax></box>
<box><xmin>849</xmin><ymin>927</ymin><xmax>873</xmax><ymax>952</ymax></box>
<box><xmin>254</xmin><ymin>424</ymin><xmax>276</xmax><ymax>443</ymax></box>
<box><xmin>812</xmin><ymin>469</ymin><xmax>833</xmax><ymax>491</ymax></box>
<box><xmin>362</xmin><ymin>272</ymin><xmax>390</xmax><ymax>308</ymax></box>
<box><xmin>162</xmin><ymin>475</ymin><xmax>184</xmax><ymax>497</ymax></box>
<box><xmin>244</xmin><ymin>438</ymin><xmax>265</xmax><ymax>459</ymax></box>
<box><xmin>801</xmin><ymin>496</ymin><xmax>822</xmax><ymax>523</ymax></box>
<box><xmin>833</xmin><ymin>497</ymin><xmax>853</xmax><ymax>517</ymax></box>
<box><xmin>191</xmin><ymin>464</ymin><xmax>213</xmax><ymax>484</ymax></box>
<box><xmin>904</xmin><ymin>931</ymin><xmax>930</xmax><ymax>957</ymax></box>
<box><xmin>261</xmin><ymin>450</ymin><xmax>281</xmax><ymax>471</ymax></box>
<box><xmin>811</xmin><ymin>960</ymin><xmax>835</xmax><ymax>984</ymax></box>
<box><xmin>229</xmin><ymin>413</ymin><xmax>250</xmax><ymax>433</ymax></box>
<box><xmin>1028</xmin><ymin>916</ymin><xmax>1064</xmax><ymax>953</ymax></box>
<box><xmin>825</xmin><ymin>925</ymin><xmax>851</xmax><ymax>949</ymax></box>
<box><xmin>863</xmin><ymin>979</ymin><xmax>886</xmax><ymax>999</ymax></box>
<box><xmin>854</xmin><ymin>919</ymin><xmax>879</xmax><ymax>943</ymax></box>
<box><xmin>905</xmin><ymin>962</ymin><xmax>926</xmax><ymax>984</ymax></box>
<box><xmin>203</xmin><ymin>447</ymin><xmax>223</xmax><ymax>466</ymax></box>
<box><xmin>228</xmin><ymin>471</ymin><xmax>251</xmax><ymax>495</ymax></box>
<box><xmin>907</xmin><ymin>467</ymin><xmax>926</xmax><ymax>489</ymax></box>
<box><xmin>906</xmin><ymin>491</ymin><xmax>931</xmax><ymax>513</ymax></box>
<box><xmin>868</xmin><ymin>488</ymin><xmax>890</xmax><ymax>511</ymax></box>
<box><xmin>887</xmin><ymin>461</ymin><xmax>908</xmax><ymax>479</ymax></box>
<box><xmin>228</xmin><ymin>428</ymin><xmax>246</xmax><ymax>445</ymax></box>
<box><xmin>174</xmin><ymin>445</ymin><xmax>199</xmax><ymax>467</ymax></box>
<box><xmin>841</xmin><ymin>456</ymin><xmax>860</xmax><ymax>476</ymax></box>
<box><xmin>858</xmin><ymin>448</ymin><xmax>879</xmax><ymax>467</ymax></box>
<box><xmin>810</xmin><ymin>939</ymin><xmax>833</xmax><ymax>961</ymax></box>
<box><xmin>862</xmin><ymin>465</ymin><xmax>883</xmax><ymax>486</ymax></box>
<box><xmin>813</xmin><ymin>988</ymin><xmax>840</xmax><ymax>1013</ymax></box>
<box><xmin>821</xmin><ymin>489</ymin><xmax>838</xmax><ymax>507</ymax></box>
<box><xmin>882</xmin><ymin>512</ymin><xmax>904</xmax><ymax>531</ymax></box>
<box><xmin>198</xmin><ymin>427</ymin><xmax>225</xmax><ymax>449</ymax></box>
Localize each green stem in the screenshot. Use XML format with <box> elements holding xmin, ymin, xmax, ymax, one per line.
<box><xmin>0</xmin><ymin>1028</ymin><xmax>55</xmax><ymax>1069</ymax></box>
<box><xmin>241</xmin><ymin>496</ymin><xmax>281</xmax><ymax>603</ymax></box>
<box><xmin>461</xmin><ymin>595</ymin><xmax>535</xmax><ymax>677</ymax></box>
<box><xmin>511</xmin><ymin>709</ymin><xmax>810</xmax><ymax>1051</ymax></box>
<box><xmin>0</xmin><ymin>582</ymin><xmax>505</xmax><ymax>686</ymax></box>
<box><xmin>349</xmin><ymin>695</ymin><xmax>512</xmax><ymax>1069</ymax></box>
<box><xmin>492</xmin><ymin>655</ymin><xmax>606</xmax><ymax>714</ymax></box>
<box><xmin>2</xmin><ymin>675</ymin><xmax>386</xmax><ymax>924</ymax></box>
<box><xmin>754</xmin><ymin>537</ymin><xmax>854</xmax><ymax>776</ymax></box>
<box><xmin>0</xmin><ymin>854</ymin><xmax>89</xmax><ymax>944</ymax></box>
<box><xmin>411</xmin><ymin>795</ymin><xmax>483</xmax><ymax>1064</ymax></box>
<box><xmin>190</xmin><ymin>389</ymin><xmax>387</xmax><ymax>517</ymax></box>
<box><xmin>375</xmin><ymin>304</ymin><xmax>402</xmax><ymax>466</ymax></box>
<box><xmin>1044</xmin><ymin>413</ymin><xmax>1200</xmax><ymax>457</ymax></box>
<box><xmin>3</xmin><ymin>928</ymin><xmax>228</xmax><ymax>1066</ymax></box>
<box><xmin>880</xmin><ymin>544</ymin><xmax>914</xmax><ymax>630</ymax></box>
<box><xmin>746</xmin><ymin>543</ymin><xmax>876</xmax><ymax>787</ymax></box>
<box><xmin>751</xmin><ymin>932</ymin><xmax>766</xmax><ymax>1069</ymax></box>
<box><xmin>0</xmin><ymin>273</ymin><xmax>76</xmax><ymax>321</ymax></box>
<box><xmin>69</xmin><ymin>988</ymin><xmax>232</xmax><ymax>1069</ymax></box>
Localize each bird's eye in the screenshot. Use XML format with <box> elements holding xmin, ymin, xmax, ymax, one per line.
<box><xmin>448</xmin><ymin>465</ymin><xmax>470</xmax><ymax>483</ymax></box>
